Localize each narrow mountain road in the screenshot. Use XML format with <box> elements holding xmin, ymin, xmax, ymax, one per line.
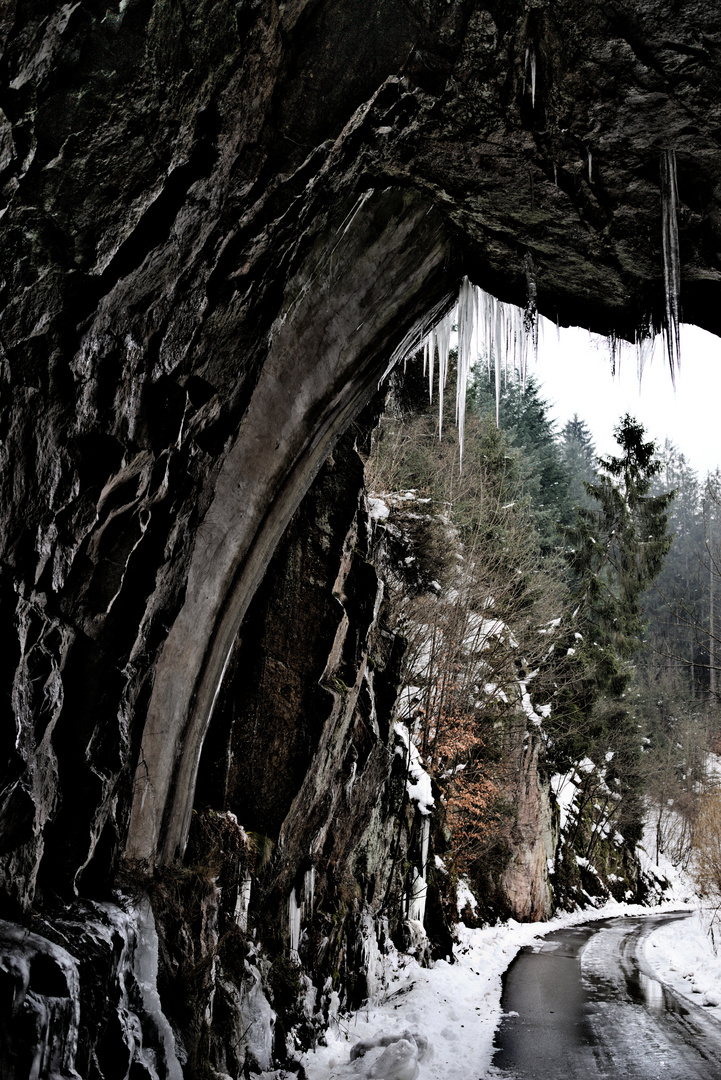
<box><xmin>492</xmin><ymin>913</ymin><xmax>721</xmax><ymax>1079</ymax></box>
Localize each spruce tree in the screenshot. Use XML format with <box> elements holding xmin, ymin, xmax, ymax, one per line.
<box><xmin>565</xmin><ymin>414</ymin><xmax>674</xmax><ymax>693</ymax></box>
<box><xmin>559</xmin><ymin>414</ymin><xmax>596</xmax><ymax>514</ymax></box>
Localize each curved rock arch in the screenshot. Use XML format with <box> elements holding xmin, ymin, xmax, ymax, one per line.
<box><xmin>126</xmin><ymin>186</ymin><xmax>456</xmax><ymax>864</ymax></box>
<box><xmin>1</xmin><ymin>0</ymin><xmax>720</xmax><ymax>911</ymax></box>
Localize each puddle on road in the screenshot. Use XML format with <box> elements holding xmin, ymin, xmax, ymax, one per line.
<box><xmin>633</xmin><ymin>972</ymin><xmax>665</xmax><ymax>1010</ymax></box>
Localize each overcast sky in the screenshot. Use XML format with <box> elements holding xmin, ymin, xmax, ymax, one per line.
<box><xmin>530</xmin><ymin>320</ymin><xmax>721</xmax><ymax>478</ymax></box>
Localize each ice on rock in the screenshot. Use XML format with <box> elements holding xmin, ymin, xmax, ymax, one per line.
<box><xmin>132</xmin><ymin>898</ymin><xmax>185</xmax><ymax>1080</ymax></box>
<box><xmin>289</xmin><ymin>887</ymin><xmax>302</xmax><ymax>960</ymax></box>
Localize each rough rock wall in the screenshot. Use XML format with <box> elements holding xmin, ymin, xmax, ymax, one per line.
<box><xmin>3</xmin><ymin>0</ymin><xmax>721</xmax><ymax>913</ymax></box>
<box><xmin>500</xmin><ymin>735</ymin><xmax>556</xmax><ymax>921</ymax></box>
<box><xmin>1</xmin><ymin>0</ymin><xmax>721</xmax><ymax>1074</ymax></box>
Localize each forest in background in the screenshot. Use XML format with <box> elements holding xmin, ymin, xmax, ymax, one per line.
<box><xmin>367</xmin><ymin>355</ymin><xmax>721</xmax><ymax>921</ymax></box>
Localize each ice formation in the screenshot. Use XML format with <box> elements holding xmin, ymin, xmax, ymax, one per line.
<box><xmin>131</xmin><ymin>898</ymin><xmax>185</xmax><ymax>1080</ymax></box>
<box><xmin>417</xmin><ymin>277</ymin><xmax>537</xmax><ymax>466</ymax></box>
<box><xmin>407</xmin><ymin>817</ymin><xmax>431</xmax><ymax>925</ymax></box>
<box><xmin>525</xmin><ymin>41</ymin><xmax>537</xmax><ymax>108</ymax></box>
<box><xmin>235</xmin><ymin>874</ymin><xmax>252</xmax><ymax>931</ymax></box>
<box><xmin>289</xmin><ymin>887</ymin><xmax>302</xmax><ymax>960</ymax></box>
<box><xmin>660</xmin><ymin>148</ymin><xmax>681</xmax><ymax>379</ymax></box>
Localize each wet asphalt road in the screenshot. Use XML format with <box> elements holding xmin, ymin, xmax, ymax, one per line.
<box><xmin>492</xmin><ymin>913</ymin><xmax>721</xmax><ymax>1079</ymax></box>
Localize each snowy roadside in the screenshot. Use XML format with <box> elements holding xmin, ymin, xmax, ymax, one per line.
<box><xmin>644</xmin><ymin>909</ymin><xmax>721</xmax><ymax>1010</ymax></box>
<box><xmin>300</xmin><ymin>895</ymin><xmax>689</xmax><ymax>1080</ymax></box>
<box><xmin>636</xmin><ymin>822</ymin><xmax>721</xmax><ymax>1011</ymax></box>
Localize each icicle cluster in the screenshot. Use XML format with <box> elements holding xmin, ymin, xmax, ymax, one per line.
<box><xmin>660</xmin><ymin>148</ymin><xmax>681</xmax><ymax>380</ymax></box>
<box><xmin>419</xmin><ymin>277</ymin><xmax>537</xmax><ymax>468</ymax></box>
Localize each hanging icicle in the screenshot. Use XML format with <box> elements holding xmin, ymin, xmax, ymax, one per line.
<box><xmin>635</xmin><ymin>321</ymin><xmax>656</xmax><ymax>387</ymax></box>
<box><xmin>415</xmin><ymin>277</ymin><xmax>537</xmax><ymax>467</ymax></box>
<box><xmin>660</xmin><ymin>148</ymin><xmax>681</xmax><ymax>381</ymax></box>
<box><xmin>525</xmin><ymin>41</ymin><xmax>537</xmax><ymax>108</ymax></box>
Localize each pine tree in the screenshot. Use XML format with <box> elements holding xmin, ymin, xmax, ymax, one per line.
<box><xmin>565</xmin><ymin>415</ymin><xmax>674</xmax><ymax>687</ymax></box>
<box><xmin>470</xmin><ymin>370</ymin><xmax>571</xmax><ymax>549</ymax></box>
<box><xmin>559</xmin><ymin>414</ymin><xmax>596</xmax><ymax>515</ymax></box>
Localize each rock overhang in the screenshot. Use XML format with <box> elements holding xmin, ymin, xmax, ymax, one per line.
<box><xmin>0</xmin><ymin>0</ymin><xmax>720</xmax><ymax>888</ymax></box>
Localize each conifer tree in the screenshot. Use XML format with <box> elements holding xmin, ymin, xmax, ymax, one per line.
<box><xmin>470</xmin><ymin>370</ymin><xmax>571</xmax><ymax>549</ymax></box>
<box><xmin>565</xmin><ymin>414</ymin><xmax>674</xmax><ymax>696</ymax></box>
<box><xmin>559</xmin><ymin>414</ymin><xmax>596</xmax><ymax>514</ymax></box>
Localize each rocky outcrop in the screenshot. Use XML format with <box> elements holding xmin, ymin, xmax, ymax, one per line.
<box><xmin>500</xmin><ymin>735</ymin><xmax>557</xmax><ymax>921</ymax></box>
<box><xmin>1</xmin><ymin>0</ymin><xmax>720</xmax><ymax>1074</ymax></box>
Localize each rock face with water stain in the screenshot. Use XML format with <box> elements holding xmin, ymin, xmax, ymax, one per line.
<box><xmin>1</xmin><ymin>0</ymin><xmax>721</xmax><ymax>1074</ymax></box>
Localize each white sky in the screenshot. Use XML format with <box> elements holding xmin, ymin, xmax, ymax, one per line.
<box><xmin>530</xmin><ymin>320</ymin><xmax>721</xmax><ymax>478</ymax></box>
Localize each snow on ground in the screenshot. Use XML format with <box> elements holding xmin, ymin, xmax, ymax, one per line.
<box><xmin>644</xmin><ymin>909</ymin><xmax>721</xmax><ymax>1009</ymax></box>
<box><xmin>301</xmin><ymin>898</ymin><xmax>685</xmax><ymax>1080</ymax></box>
<box><xmin>294</xmin><ymin>810</ymin><xmax>720</xmax><ymax>1080</ymax></box>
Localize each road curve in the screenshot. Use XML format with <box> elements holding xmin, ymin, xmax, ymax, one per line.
<box><xmin>492</xmin><ymin>913</ymin><xmax>721</xmax><ymax>1079</ymax></box>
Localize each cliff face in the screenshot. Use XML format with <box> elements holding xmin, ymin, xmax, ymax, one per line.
<box><xmin>1</xmin><ymin>0</ymin><xmax>720</xmax><ymax>1074</ymax></box>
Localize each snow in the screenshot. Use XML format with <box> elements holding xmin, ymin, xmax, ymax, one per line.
<box><xmin>301</xmin><ymin>897</ymin><xmax>692</xmax><ymax>1080</ymax></box>
<box><xmin>369</xmin><ymin>498</ymin><xmax>390</xmax><ymax>521</ymax></box>
<box><xmin>394</xmin><ymin>722</ymin><xmax>434</xmax><ymax>816</ymax></box>
<box><xmin>644</xmin><ymin>909</ymin><xmax>721</xmax><ymax>1010</ymax></box>
<box><xmin>274</xmin><ymin>794</ymin><xmax>721</xmax><ymax>1080</ymax></box>
<box><xmin>636</xmin><ymin>815</ymin><xmax>721</xmax><ymax>1012</ymax></box>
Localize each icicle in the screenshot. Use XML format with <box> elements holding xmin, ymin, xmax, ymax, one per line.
<box><xmin>304</xmin><ymin>867</ymin><xmax>316</xmax><ymax>916</ymax></box>
<box><xmin>456</xmin><ymin>277</ymin><xmax>476</xmax><ymax>469</ymax></box>
<box><xmin>660</xmin><ymin>148</ymin><xmax>681</xmax><ymax>381</ymax></box>
<box><xmin>403</xmin><ymin>275</ymin><xmax>540</xmax><ymax>459</ymax></box>
<box><xmin>434</xmin><ymin>310</ymin><xmax>452</xmax><ymax>439</ymax></box>
<box><xmin>636</xmin><ymin>322</ymin><xmax>656</xmax><ymax>386</ymax></box>
<box><xmin>289</xmin><ymin>889</ymin><xmax>301</xmax><ymax>960</ymax></box>
<box><xmin>587</xmin><ymin>149</ymin><xmax>593</xmax><ymax>183</ymax></box>
<box><xmin>609</xmin><ymin>333</ymin><xmax>619</xmax><ymax>377</ymax></box>
<box><xmin>426</xmin><ymin>330</ymin><xmax>434</xmax><ymax>404</ymax></box>
<box><xmin>526</xmin><ymin>40</ymin><xmax>537</xmax><ymax>108</ymax></box>
<box><xmin>553</xmin><ymin>163</ymin><xmax>558</xmax><ymax>187</ymax></box>
<box><xmin>523</xmin><ymin>250</ymin><xmax>538</xmax><ymax>385</ymax></box>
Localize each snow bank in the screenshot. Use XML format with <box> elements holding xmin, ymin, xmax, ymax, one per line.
<box><xmin>644</xmin><ymin>909</ymin><xmax>721</xmax><ymax>1010</ymax></box>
